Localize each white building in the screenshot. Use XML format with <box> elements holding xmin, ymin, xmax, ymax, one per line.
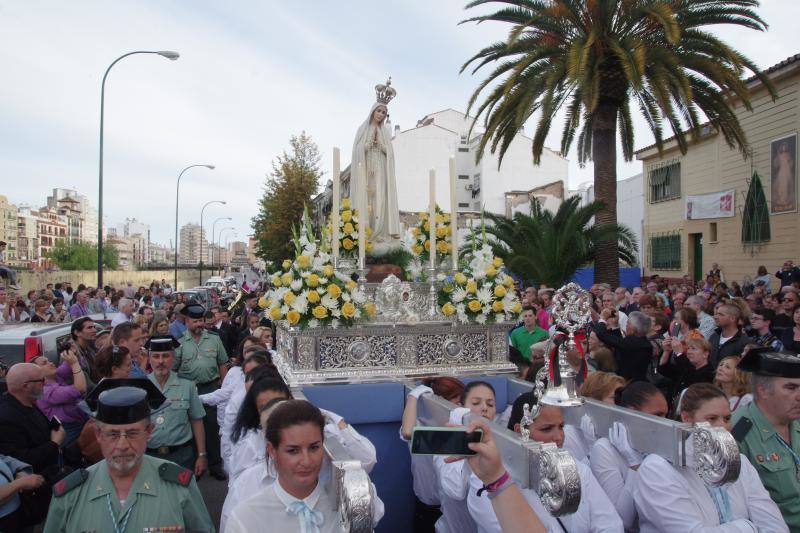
<box><xmin>339</xmin><ymin>109</ymin><xmax>569</xmax><ymax>216</ymax></box>
<box><xmin>569</xmin><ymin>173</ymin><xmax>645</xmax><ymax>266</ymax></box>
<box><xmin>45</xmin><ymin>188</ymin><xmax>98</xmax><ymax>245</ymax></box>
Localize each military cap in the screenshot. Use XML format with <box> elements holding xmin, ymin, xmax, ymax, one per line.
<box><xmin>738</xmin><ymin>348</ymin><xmax>800</xmax><ymax>378</ymax></box>
<box><xmin>179</xmin><ymin>301</ymin><xmax>206</xmax><ymax>318</ymax></box>
<box><xmin>144</xmin><ymin>335</ymin><xmax>181</xmax><ymax>351</ymax></box>
<box><xmin>81</xmin><ymin>378</ymin><xmax>168</xmax><ymax>424</ymax></box>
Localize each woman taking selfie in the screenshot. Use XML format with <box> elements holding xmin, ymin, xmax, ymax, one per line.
<box><xmin>635</xmin><ymin>383</ymin><xmax>787</xmax><ymax>532</ymax></box>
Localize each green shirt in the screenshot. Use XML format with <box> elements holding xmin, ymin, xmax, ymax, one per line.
<box><xmin>510</xmin><ymin>325</ymin><xmax>549</xmax><ymax>361</ymax></box>
<box><xmin>43</xmin><ymin>455</ymin><xmax>215</xmax><ymax>533</ymax></box>
<box><xmin>732</xmin><ymin>400</ymin><xmax>800</xmax><ymax>529</ymax></box>
<box><xmin>174</xmin><ymin>329</ymin><xmax>228</xmax><ymax>384</ymax></box>
<box><xmin>148</xmin><ymin>371</ymin><xmax>206</xmax><ymax>448</ymax></box>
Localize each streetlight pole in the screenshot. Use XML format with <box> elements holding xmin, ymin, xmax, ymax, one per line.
<box><xmin>174</xmin><ymin>164</ymin><xmax>215</xmax><ymax>289</ymax></box>
<box><xmin>200</xmin><ymin>201</ymin><xmax>226</xmax><ymax>285</ymax></box>
<box><xmin>211</xmin><ymin>216</ymin><xmax>232</xmax><ymax>276</ymax></box>
<box><xmin>98</xmin><ymin>50</ymin><xmax>179</xmax><ymax>288</ymax></box>
<box><xmin>218</xmin><ymin>227</ymin><xmax>235</xmax><ymax>276</ymax></box>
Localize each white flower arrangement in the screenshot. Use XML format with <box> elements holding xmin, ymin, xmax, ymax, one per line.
<box><xmin>402</xmin><ymin>205</ymin><xmax>453</xmax><ymax>281</ymax></box>
<box><xmin>437</xmin><ymin>244</ymin><xmax>522</xmax><ymax>324</ymax></box>
<box><xmin>325</xmin><ymin>197</ymin><xmax>372</xmax><ymax>258</ymax></box>
<box><xmin>264</xmin><ymin>210</ymin><xmax>376</xmax><ymax>329</ymax></box>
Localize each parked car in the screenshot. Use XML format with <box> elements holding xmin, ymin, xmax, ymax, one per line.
<box><xmin>0</xmin><ymin>313</ymin><xmax>111</xmax><ymax>366</ymax></box>
<box><xmin>173</xmin><ymin>290</ymin><xmax>207</xmax><ymax>306</ymax></box>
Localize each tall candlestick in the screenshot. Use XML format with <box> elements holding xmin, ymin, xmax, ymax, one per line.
<box><xmin>429</xmin><ymin>169</ymin><xmax>436</xmax><ymax>270</ymax></box>
<box><xmin>332</xmin><ymin>148</ymin><xmax>340</xmax><ymax>260</ymax></box>
<box><xmin>449</xmin><ymin>156</ymin><xmax>458</xmax><ymax>271</ymax></box>
<box><xmin>358</xmin><ymin>162</ymin><xmax>366</xmax><ymax>268</ymax></box>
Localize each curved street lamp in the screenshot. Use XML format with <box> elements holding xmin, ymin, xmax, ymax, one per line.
<box><xmin>218</xmin><ymin>227</ymin><xmax>235</xmax><ymax>276</ymax></box>
<box><xmin>98</xmin><ymin>50</ymin><xmax>179</xmax><ymax>287</ymax></box>
<box><xmin>199</xmin><ymin>201</ymin><xmax>226</xmax><ymax>285</ymax></box>
<box><xmin>211</xmin><ymin>216</ymin><xmax>232</xmax><ymax>274</ymax></box>
<box><xmin>173</xmin><ymin>164</ymin><xmax>215</xmax><ymax>288</ymax></box>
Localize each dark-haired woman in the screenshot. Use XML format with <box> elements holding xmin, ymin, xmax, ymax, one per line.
<box><xmin>779</xmin><ymin>303</ymin><xmax>800</xmax><ymax>353</ymax></box>
<box><xmin>467</xmin><ymin>392</ymin><xmax>622</xmax><ymax>532</ymax></box>
<box><xmin>400</xmin><ymin>377</ymin><xmax>467</xmax><ymax>533</ymax></box>
<box><xmin>225</xmin><ymin>400</ymin><xmax>384</xmax><ymax>532</ymax></box>
<box><xmin>229</xmin><ymin>377</ymin><xmax>292</xmax><ymax>482</ymax></box>
<box><xmin>635</xmin><ymin>384</ymin><xmax>787</xmax><ymax>532</ymax></box>
<box><xmin>589</xmin><ymin>381</ymin><xmax>668</xmax><ymax>531</ymax></box>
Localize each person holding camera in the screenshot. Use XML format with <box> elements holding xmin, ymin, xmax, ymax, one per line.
<box><xmin>31</xmin><ymin>344</ymin><xmax>88</xmax><ymax>448</ymax></box>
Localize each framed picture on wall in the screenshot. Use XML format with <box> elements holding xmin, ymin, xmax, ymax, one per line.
<box><xmin>770</xmin><ymin>133</ymin><xmax>797</xmax><ymax>214</ymax></box>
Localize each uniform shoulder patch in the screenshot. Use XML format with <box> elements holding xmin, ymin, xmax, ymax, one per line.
<box><xmin>53</xmin><ymin>469</ymin><xmax>89</xmax><ymax>497</ymax></box>
<box><xmin>159</xmin><ymin>462</ymin><xmax>193</xmax><ymax>486</ymax></box>
<box><xmin>731</xmin><ymin>417</ymin><xmax>753</xmax><ymax>442</ymax></box>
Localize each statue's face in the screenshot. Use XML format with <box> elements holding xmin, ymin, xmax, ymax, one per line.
<box><xmin>372</xmin><ymin>105</ymin><xmax>387</xmax><ymax>124</ymax></box>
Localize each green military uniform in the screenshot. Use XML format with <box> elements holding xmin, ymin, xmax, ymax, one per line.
<box><xmin>147</xmin><ymin>371</ymin><xmax>206</xmax><ymax>469</ymax></box>
<box><xmin>43</xmin><ymin>455</ymin><xmax>215</xmax><ymax>533</ymax></box>
<box><xmin>732</xmin><ymin>400</ymin><xmax>800</xmax><ymax>530</ymax></box>
<box><xmin>174</xmin><ymin>329</ymin><xmax>228</xmax><ymax>385</ymax></box>
<box><xmin>510</xmin><ymin>325</ymin><xmax>549</xmax><ymax>362</ymax></box>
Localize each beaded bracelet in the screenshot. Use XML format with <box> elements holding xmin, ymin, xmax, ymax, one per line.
<box><xmin>477</xmin><ymin>470</ymin><xmax>510</xmax><ymax>498</ymax></box>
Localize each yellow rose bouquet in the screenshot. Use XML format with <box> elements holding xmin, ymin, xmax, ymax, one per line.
<box><xmin>328</xmin><ymin>197</ymin><xmax>372</xmax><ymax>259</ymax></box>
<box><xmin>402</xmin><ymin>205</ymin><xmax>453</xmax><ymax>281</ymax></box>
<box><xmin>437</xmin><ymin>244</ymin><xmax>521</xmax><ymax>324</ymax></box>
<box><xmin>266</xmin><ymin>210</ymin><xmax>375</xmax><ymax>329</ymax></box>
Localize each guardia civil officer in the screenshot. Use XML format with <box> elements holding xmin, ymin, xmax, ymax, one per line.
<box><xmin>732</xmin><ymin>348</ymin><xmax>800</xmax><ymax>529</ymax></box>
<box><xmin>145</xmin><ymin>335</ymin><xmax>208</xmax><ymax>475</ymax></box>
<box><xmin>173</xmin><ymin>302</ymin><xmax>229</xmax><ymax>480</ymax></box>
<box><xmin>42</xmin><ymin>378</ymin><xmax>214</xmax><ymax>532</ymax></box>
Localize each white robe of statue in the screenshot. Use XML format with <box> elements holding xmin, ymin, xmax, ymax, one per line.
<box><xmin>351</xmin><ymin>102</ymin><xmax>401</xmax><ymax>244</ymax></box>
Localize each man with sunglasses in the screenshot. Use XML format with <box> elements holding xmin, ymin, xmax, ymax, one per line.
<box><xmin>42</xmin><ymin>379</ymin><xmax>214</xmax><ymax>533</ymax></box>
<box><xmin>0</xmin><ymin>362</ymin><xmax>65</xmax><ymax>514</ymax></box>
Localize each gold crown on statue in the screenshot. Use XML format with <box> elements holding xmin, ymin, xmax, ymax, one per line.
<box><xmin>375</xmin><ymin>78</ymin><xmax>396</xmax><ymax>105</ymax></box>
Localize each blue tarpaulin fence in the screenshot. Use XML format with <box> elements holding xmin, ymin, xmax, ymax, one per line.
<box><xmin>570</xmin><ymin>266</ymin><xmax>642</xmax><ymax>289</ymax></box>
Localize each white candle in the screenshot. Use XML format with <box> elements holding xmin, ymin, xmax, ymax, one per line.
<box><xmin>449</xmin><ymin>156</ymin><xmax>457</xmax><ymax>271</ymax></box>
<box><xmin>358</xmin><ymin>162</ymin><xmax>366</xmax><ymax>267</ymax></box>
<box><xmin>429</xmin><ymin>169</ymin><xmax>436</xmax><ymax>270</ymax></box>
<box><xmin>332</xmin><ymin>147</ymin><xmax>340</xmax><ymax>259</ymax></box>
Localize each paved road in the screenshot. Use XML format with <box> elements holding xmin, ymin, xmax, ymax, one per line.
<box><xmin>198</xmin><ymin>473</ymin><xmax>229</xmax><ymax>529</ymax></box>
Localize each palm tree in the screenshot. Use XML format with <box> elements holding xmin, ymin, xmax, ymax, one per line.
<box><xmin>470</xmin><ymin>196</ymin><xmax>638</xmax><ymax>288</ymax></box>
<box><xmin>461</xmin><ymin>0</ymin><xmax>774</xmax><ymax>285</ymax></box>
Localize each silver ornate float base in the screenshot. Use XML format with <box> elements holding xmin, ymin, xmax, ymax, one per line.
<box><xmin>274</xmin><ymin>320</ymin><xmax>516</xmax><ymax>386</ymax></box>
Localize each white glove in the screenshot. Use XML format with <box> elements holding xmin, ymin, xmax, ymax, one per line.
<box><xmin>319</xmin><ymin>408</ymin><xmax>345</xmax><ymax>428</ymax></box>
<box><xmin>579</xmin><ymin>414</ymin><xmax>597</xmax><ymax>444</ymax></box>
<box><xmin>408</xmin><ymin>384</ymin><xmax>434</xmax><ymax>400</ymax></box>
<box><xmin>449</xmin><ymin>407</ymin><xmax>471</xmax><ymax>426</ymax></box>
<box><xmin>609</xmin><ymin>422</ymin><xmax>643</xmax><ymax>467</ymax></box>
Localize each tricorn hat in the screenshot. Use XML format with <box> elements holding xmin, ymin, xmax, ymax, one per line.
<box><xmin>738</xmin><ymin>348</ymin><xmax>800</xmax><ymax>378</ymax></box>
<box><xmin>144</xmin><ymin>335</ymin><xmax>181</xmax><ymax>351</ymax></box>
<box><xmin>179</xmin><ymin>302</ymin><xmax>206</xmax><ymax>319</ymax></box>
<box><xmin>81</xmin><ymin>378</ymin><xmax>169</xmax><ymax>424</ymax></box>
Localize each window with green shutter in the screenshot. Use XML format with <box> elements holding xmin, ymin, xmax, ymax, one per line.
<box><xmin>742</xmin><ymin>171</ymin><xmax>770</xmax><ymax>244</ymax></box>
<box><xmin>648</xmin><ymin>161</ymin><xmax>681</xmax><ymax>203</ymax></box>
<box><xmin>649</xmin><ymin>233</ymin><xmax>681</xmax><ymax>270</ymax></box>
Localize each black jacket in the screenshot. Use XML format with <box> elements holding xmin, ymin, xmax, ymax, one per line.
<box><xmin>708</xmin><ymin>329</ymin><xmax>751</xmax><ymax>366</ymax></box>
<box><xmin>0</xmin><ymin>393</ymin><xmax>59</xmax><ymax>474</ymax></box>
<box><xmin>780</xmin><ymin>327</ymin><xmax>800</xmax><ymax>354</ymax></box>
<box><xmin>657</xmin><ymin>356</ymin><xmax>715</xmax><ymax>400</ymax></box>
<box><xmin>593</xmin><ymin>322</ymin><xmax>652</xmax><ymax>382</ymax></box>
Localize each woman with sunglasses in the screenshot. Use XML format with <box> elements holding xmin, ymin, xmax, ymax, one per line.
<box><xmin>33</xmin><ymin>343</ymin><xmax>88</xmax><ymax>447</ymax></box>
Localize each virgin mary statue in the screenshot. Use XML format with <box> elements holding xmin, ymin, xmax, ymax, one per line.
<box><xmin>351</xmin><ymin>79</ymin><xmax>401</xmax><ymax>245</ymax></box>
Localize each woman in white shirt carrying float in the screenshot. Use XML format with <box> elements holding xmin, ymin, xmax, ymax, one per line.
<box><xmin>589</xmin><ymin>381</ymin><xmax>669</xmax><ymax>532</ymax></box>
<box><xmin>226</xmin><ymin>399</ymin><xmax>384</xmax><ymax>533</ymax></box>
<box><xmin>465</xmin><ymin>391</ymin><xmax>623</xmax><ymax>532</ymax></box>
<box><xmin>635</xmin><ymin>383</ymin><xmax>787</xmax><ymax>532</ymax></box>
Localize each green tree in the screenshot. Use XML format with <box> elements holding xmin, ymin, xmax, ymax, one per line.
<box><xmin>471</xmin><ymin>196</ymin><xmax>638</xmax><ymax>288</ymax></box>
<box><xmin>47</xmin><ymin>240</ymin><xmax>119</xmax><ymax>270</ymax></box>
<box><xmin>252</xmin><ymin>132</ymin><xmax>321</xmax><ymax>263</ymax></box>
<box><xmin>461</xmin><ymin>0</ymin><xmax>773</xmax><ymax>285</ymax></box>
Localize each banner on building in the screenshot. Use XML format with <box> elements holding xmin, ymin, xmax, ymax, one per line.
<box><xmin>685</xmin><ymin>189</ymin><xmax>735</xmax><ymax>220</ymax></box>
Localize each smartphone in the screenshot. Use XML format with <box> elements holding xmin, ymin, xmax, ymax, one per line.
<box><xmin>410</xmin><ymin>427</ymin><xmax>483</xmax><ymax>456</ymax></box>
<box><xmin>50</xmin><ymin>416</ymin><xmax>62</xmax><ymax>430</ymax></box>
<box><xmin>670</xmin><ymin>322</ymin><xmax>681</xmax><ymax>337</ymax></box>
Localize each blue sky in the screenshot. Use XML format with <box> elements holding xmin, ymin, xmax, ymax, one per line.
<box><xmin>1</xmin><ymin>0</ymin><xmax>798</xmax><ymax>246</ymax></box>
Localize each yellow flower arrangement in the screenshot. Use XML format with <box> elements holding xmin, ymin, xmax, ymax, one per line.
<box><xmin>307</xmin><ymin>291</ymin><xmax>320</xmax><ymax>303</ymax></box>
<box><xmin>286</xmin><ymin>310</ymin><xmax>301</xmax><ymax>325</ymax></box>
<box><xmin>341</xmin><ymin>210</ymin><xmax>352</xmax><ymax>223</ymax></box>
<box><xmin>269</xmin><ymin>307</ymin><xmax>282</xmax><ymax>320</ymax></box>
<box><xmin>306</xmin><ymin>274</ymin><xmax>320</xmax><ymax>287</ymax></box>
<box><xmin>297</xmin><ymin>255</ymin><xmax>311</xmax><ymax>268</ymax></box>
<box><xmin>442</xmin><ymin>303</ymin><xmax>456</xmax><ymax>316</ymax></box>
<box><xmin>493</xmin><ymin>257</ymin><xmax>504</xmax><ymax>268</ymax></box>
<box><xmin>342</xmin><ymin>238</ymin><xmax>355</xmax><ymax>250</ymax></box>
<box><xmin>494</xmin><ymin>285</ymin><xmax>507</xmax><ymax>298</ymax></box>
<box><xmin>467</xmin><ymin>300</ymin><xmax>482</xmax><ymax>313</ymax></box>
<box><xmin>492</xmin><ymin>300</ymin><xmax>504</xmax><ymax>313</ymax></box>
<box><xmin>455</xmin><ymin>272</ymin><xmax>467</xmax><ymax>285</ymax></box>
<box><xmin>322</xmin><ymin>265</ymin><xmax>335</xmax><ymax>277</ymax></box>
<box><xmin>343</xmin><ymin>222</ymin><xmax>355</xmax><ymax>234</ymax></box>
<box><xmin>271</xmin><ymin>275</ymin><xmax>282</xmax><ymax>287</ymax></box>
<box><xmin>281</xmin><ymin>272</ymin><xmax>293</xmax><ymax>286</ymax></box>
<box><xmin>283</xmin><ymin>292</ymin><xmax>296</xmax><ymax>305</ymax></box>
<box><xmin>364</xmin><ymin>302</ymin><xmax>377</xmax><ymax>317</ymax></box>
<box><xmin>326</xmin><ymin>284</ymin><xmax>342</xmax><ymax>298</ymax></box>
<box><xmin>312</xmin><ymin>305</ymin><xmax>328</xmax><ymax>319</ymax></box>
<box><xmin>466</xmin><ymin>280</ymin><xmax>478</xmax><ymax>294</ymax></box>
<box><xmin>342</xmin><ymin>198</ymin><xmax>351</xmax><ymax>209</ymax></box>
<box><xmin>282</xmin><ymin>259</ymin><xmax>292</xmax><ymax>270</ymax></box>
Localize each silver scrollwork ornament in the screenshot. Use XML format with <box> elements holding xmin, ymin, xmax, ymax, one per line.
<box><xmin>692</xmin><ymin>422</ymin><xmax>741</xmax><ymax>487</ymax></box>
<box><xmin>537</xmin><ymin>443</ymin><xmax>582</xmax><ymax>516</ymax></box>
<box><xmin>336</xmin><ymin>464</ymin><xmax>374</xmax><ymax>533</ymax></box>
